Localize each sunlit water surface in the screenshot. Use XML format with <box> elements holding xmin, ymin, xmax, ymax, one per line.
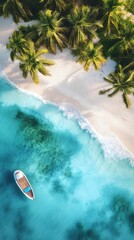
<box><xmin>0</xmin><ymin>76</ymin><xmax>134</xmax><ymax>240</ymax></box>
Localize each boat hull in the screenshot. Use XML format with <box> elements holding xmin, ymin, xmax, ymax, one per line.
<box><xmin>14</xmin><ymin>170</ymin><xmax>35</xmax><ymax>200</ymax></box>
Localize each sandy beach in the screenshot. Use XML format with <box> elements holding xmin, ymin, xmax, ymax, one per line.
<box><xmin>0</xmin><ymin>16</ymin><xmax>134</xmax><ymax>157</ymax></box>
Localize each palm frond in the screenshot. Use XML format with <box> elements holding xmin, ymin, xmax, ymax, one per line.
<box><xmin>36</xmin><ymin>49</ymin><xmax>48</xmax><ymax>57</ymax></box>
<box><xmin>31</xmin><ymin>71</ymin><xmax>39</xmax><ymax>84</ymax></box>
<box><xmin>103</xmin><ymin>76</ymin><xmax>114</xmax><ymax>83</ymax></box>
<box><xmin>126</xmin><ymin>71</ymin><xmax>134</xmax><ymax>82</ymax></box>
<box><xmin>38</xmin><ymin>67</ymin><xmax>50</xmax><ymax>76</ymax></box>
<box><xmin>108</xmin><ymin>87</ymin><xmax>120</xmax><ymax>97</ymax></box>
<box><xmin>99</xmin><ymin>87</ymin><xmax>113</xmax><ymax>95</ymax></box>
<box><xmin>28</xmin><ymin>41</ymin><xmax>35</xmax><ymax>54</ymax></box>
<box><xmin>41</xmin><ymin>59</ymin><xmax>55</xmax><ymax>65</ymax></box>
<box><xmin>122</xmin><ymin>93</ymin><xmax>131</xmax><ymax>108</ymax></box>
<box><xmin>10</xmin><ymin>51</ymin><xmax>15</xmax><ymax>62</ymax></box>
<box><xmin>123</xmin><ymin>62</ymin><xmax>134</xmax><ymax>71</ymax></box>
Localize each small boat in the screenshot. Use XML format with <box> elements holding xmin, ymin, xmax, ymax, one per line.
<box><xmin>14</xmin><ymin>170</ymin><xmax>35</xmax><ymax>200</ymax></box>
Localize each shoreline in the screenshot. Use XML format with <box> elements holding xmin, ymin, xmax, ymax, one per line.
<box><xmin>3</xmin><ymin>73</ymin><xmax>134</xmax><ymax>162</ymax></box>
<box><xmin>0</xmin><ymin>16</ymin><xmax>134</xmax><ymax>157</ymax></box>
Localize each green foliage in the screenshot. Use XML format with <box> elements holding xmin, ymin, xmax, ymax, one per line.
<box><xmin>101</xmin><ymin>0</ymin><xmax>126</xmax><ymax>35</ymax></box>
<box><xmin>99</xmin><ymin>64</ymin><xmax>134</xmax><ymax>108</ymax></box>
<box><xmin>16</xmin><ymin>40</ymin><xmax>54</xmax><ymax>84</ymax></box>
<box><xmin>35</xmin><ymin>9</ymin><xmax>68</xmax><ymax>53</ymax></box>
<box><xmin>67</xmin><ymin>5</ymin><xmax>102</xmax><ymax>47</ymax></box>
<box><xmin>0</xmin><ymin>0</ymin><xmax>34</xmax><ymax>23</ymax></box>
<box><xmin>2</xmin><ymin>0</ymin><xmax>134</xmax><ymax>108</ymax></box>
<box><xmin>126</xmin><ymin>0</ymin><xmax>134</xmax><ymax>14</ymax></box>
<box><xmin>101</xmin><ymin>17</ymin><xmax>134</xmax><ymax>66</ymax></box>
<box><xmin>40</xmin><ymin>0</ymin><xmax>69</xmax><ymax>12</ymax></box>
<box><xmin>6</xmin><ymin>31</ymin><xmax>27</xmax><ymax>61</ymax></box>
<box><xmin>84</xmin><ymin>0</ymin><xmax>104</xmax><ymax>8</ymax></box>
<box><xmin>73</xmin><ymin>41</ymin><xmax>106</xmax><ymax>70</ymax></box>
<box><xmin>108</xmin><ymin>18</ymin><xmax>134</xmax><ymax>56</ymax></box>
<box><xmin>18</xmin><ymin>25</ymin><xmax>38</xmax><ymax>43</ymax></box>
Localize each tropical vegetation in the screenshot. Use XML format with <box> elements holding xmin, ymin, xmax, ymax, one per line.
<box><xmin>6</xmin><ymin>31</ymin><xmax>27</xmax><ymax>61</ymax></box>
<box><xmin>126</xmin><ymin>0</ymin><xmax>134</xmax><ymax>14</ymax></box>
<box><xmin>67</xmin><ymin>5</ymin><xmax>102</xmax><ymax>47</ymax></box>
<box><xmin>0</xmin><ymin>0</ymin><xmax>133</xmax><ymax>107</ymax></box>
<box><xmin>102</xmin><ymin>17</ymin><xmax>134</xmax><ymax>60</ymax></box>
<box><xmin>39</xmin><ymin>0</ymin><xmax>69</xmax><ymax>12</ymax></box>
<box><xmin>99</xmin><ymin>64</ymin><xmax>134</xmax><ymax>108</ymax></box>
<box><xmin>73</xmin><ymin>42</ymin><xmax>106</xmax><ymax>70</ymax></box>
<box><xmin>0</xmin><ymin>0</ymin><xmax>34</xmax><ymax>23</ymax></box>
<box><xmin>35</xmin><ymin>10</ymin><xmax>67</xmax><ymax>53</ymax></box>
<box><xmin>16</xmin><ymin>41</ymin><xmax>54</xmax><ymax>84</ymax></box>
<box><xmin>101</xmin><ymin>0</ymin><xmax>125</xmax><ymax>35</ymax></box>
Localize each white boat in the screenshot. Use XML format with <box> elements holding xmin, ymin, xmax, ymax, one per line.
<box><xmin>14</xmin><ymin>170</ymin><xmax>35</xmax><ymax>200</ymax></box>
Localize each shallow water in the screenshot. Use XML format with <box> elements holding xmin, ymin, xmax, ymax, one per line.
<box><xmin>0</xmin><ymin>76</ymin><xmax>134</xmax><ymax>240</ymax></box>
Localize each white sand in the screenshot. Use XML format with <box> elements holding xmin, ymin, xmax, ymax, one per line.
<box><xmin>0</xmin><ymin>16</ymin><xmax>134</xmax><ymax>157</ymax></box>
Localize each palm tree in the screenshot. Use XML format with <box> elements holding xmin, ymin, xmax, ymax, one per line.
<box><xmin>101</xmin><ymin>0</ymin><xmax>125</xmax><ymax>35</ymax></box>
<box><xmin>99</xmin><ymin>64</ymin><xmax>134</xmax><ymax>108</ymax></box>
<box><xmin>67</xmin><ymin>5</ymin><xmax>102</xmax><ymax>48</ymax></box>
<box><xmin>16</xmin><ymin>41</ymin><xmax>54</xmax><ymax>84</ymax></box>
<box><xmin>39</xmin><ymin>0</ymin><xmax>68</xmax><ymax>12</ymax></box>
<box><xmin>18</xmin><ymin>25</ymin><xmax>38</xmax><ymax>43</ymax></box>
<box><xmin>73</xmin><ymin>42</ymin><xmax>106</xmax><ymax>70</ymax></box>
<box><xmin>126</xmin><ymin>0</ymin><xmax>134</xmax><ymax>14</ymax></box>
<box><xmin>6</xmin><ymin>31</ymin><xmax>27</xmax><ymax>61</ymax></box>
<box><xmin>0</xmin><ymin>0</ymin><xmax>33</xmax><ymax>23</ymax></box>
<box><xmin>35</xmin><ymin>10</ymin><xmax>67</xmax><ymax>54</ymax></box>
<box><xmin>83</xmin><ymin>0</ymin><xmax>104</xmax><ymax>7</ymax></box>
<box><xmin>106</xmin><ymin>18</ymin><xmax>134</xmax><ymax>57</ymax></box>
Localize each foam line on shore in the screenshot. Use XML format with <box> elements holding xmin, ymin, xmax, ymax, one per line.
<box><xmin>1</xmin><ymin>73</ymin><xmax>134</xmax><ymax>164</ymax></box>
<box><xmin>0</xmin><ymin>15</ymin><xmax>134</xmax><ymax>158</ymax></box>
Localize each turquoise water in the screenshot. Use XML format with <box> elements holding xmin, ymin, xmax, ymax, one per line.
<box><xmin>0</xmin><ymin>76</ymin><xmax>134</xmax><ymax>240</ymax></box>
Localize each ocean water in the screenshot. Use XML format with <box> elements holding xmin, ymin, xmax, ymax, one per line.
<box><xmin>0</xmin><ymin>76</ymin><xmax>134</xmax><ymax>240</ymax></box>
